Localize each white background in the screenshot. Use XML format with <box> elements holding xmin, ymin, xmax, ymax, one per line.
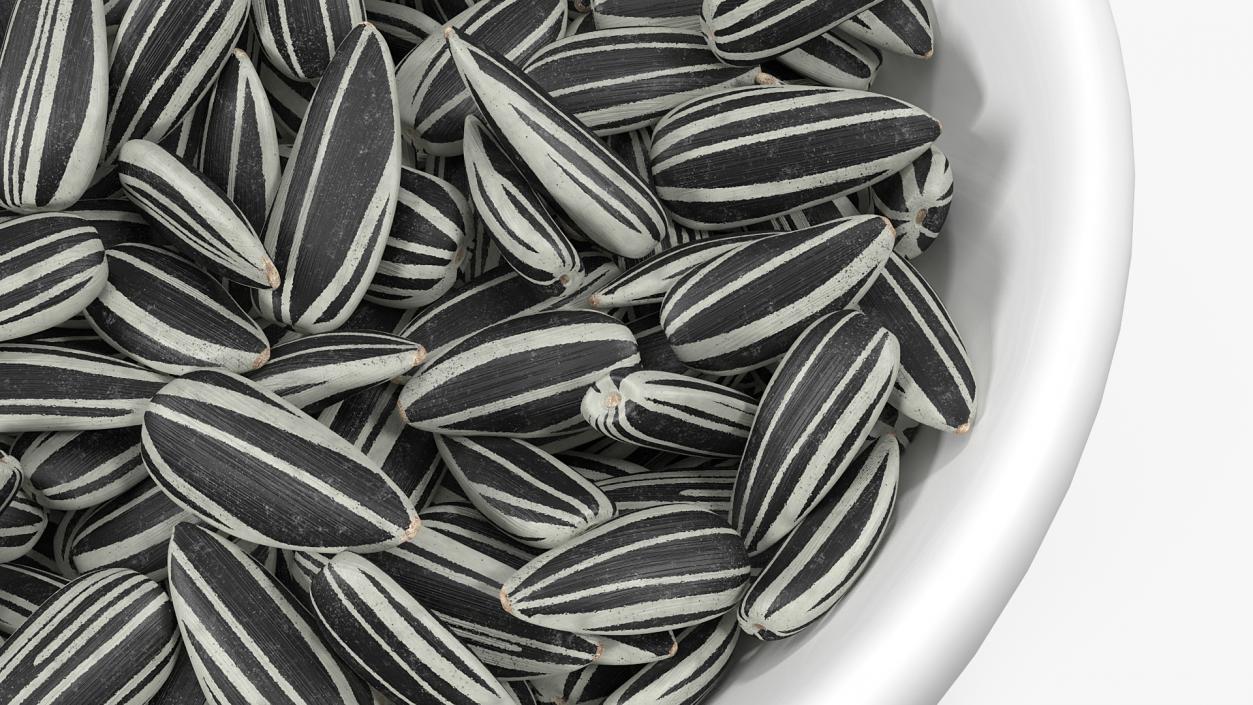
<box><xmin>941</xmin><ymin>1</ymin><xmax>1253</xmax><ymax>703</ymax></box>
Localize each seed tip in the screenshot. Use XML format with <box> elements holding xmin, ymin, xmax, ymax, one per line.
<box><xmin>413</xmin><ymin>345</ymin><xmax>427</xmax><ymax>367</ymax></box>
<box><xmin>499</xmin><ymin>587</ymin><xmax>513</xmax><ymax>613</ymax></box>
<box><xmin>252</xmin><ymin>346</ymin><xmax>271</xmax><ymax>369</ymax></box>
<box><xmin>403</xmin><ymin>516</ymin><xmax>421</xmax><ymax>541</ymax></box>
<box><xmin>593</xmin><ymin>641</ymin><xmax>604</xmax><ymax>662</ymax></box>
<box><xmin>668</xmin><ymin>639</ymin><xmax>679</xmax><ymax>657</ymax></box>
<box><xmin>915</xmin><ymin>208</ymin><xmax>927</xmax><ymax>225</ymax></box>
<box><xmin>922</xmin><ymin>48</ymin><xmax>935</xmax><ymax>60</ymax></box>
<box><xmin>397</xmin><ymin>398</ymin><xmax>409</xmax><ymax>424</ymax></box>
<box><xmin>443</xmin><ymin>25</ymin><xmax>456</xmax><ymax>38</ymax></box>
<box><xmin>264</xmin><ymin>259</ymin><xmax>281</xmax><ymax>289</ymax></box>
<box><xmin>754</xmin><ymin>71</ymin><xmax>780</xmax><ymax>86</ymax></box>
<box><xmin>955</xmin><ymin>422</ymin><xmax>972</xmax><ymax>435</ymax></box>
<box><xmin>233</xmin><ymin>48</ymin><xmax>249</xmax><ymax>60</ymax></box>
<box><xmin>604</xmin><ymin>391</ymin><xmax>622</xmax><ymax>408</ymax></box>
<box><xmin>588</xmin><ymin>293</ymin><xmax>602</xmax><ymax>308</ymax></box>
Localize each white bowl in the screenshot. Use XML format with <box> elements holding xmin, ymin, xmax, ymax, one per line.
<box><xmin>717</xmin><ymin>1</ymin><xmax>1133</xmax><ymax>702</ymax></box>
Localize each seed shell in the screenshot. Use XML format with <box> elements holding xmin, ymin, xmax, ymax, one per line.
<box><xmin>530</xmin><ymin>664</ymin><xmax>636</xmax><ymax>705</ymax></box>
<box><xmin>561</xmin><ymin>452</ymin><xmax>650</xmax><ymax>482</ymax></box>
<box><xmin>837</xmin><ymin>0</ymin><xmax>935</xmax><ymax>58</ymax></box>
<box><xmin>65</xmin><ymin>478</ymin><xmax>190</xmax><ymax>580</ymax></box>
<box><xmin>156</xmin><ymin>96</ymin><xmax>211</xmax><ymax>163</ymax></box>
<box><xmin>0</xmin><ymin>456</ymin><xmax>17</xmax><ymax>513</ymax></box>
<box><xmin>733</xmin><ymin>310</ymin><xmax>898</xmax><ymax>556</ymax></box>
<box><xmin>311</xmin><ymin>551</ymin><xmax>517</xmax><ymax>705</ymax></box>
<box><xmin>366</xmin><ymin>0</ymin><xmax>442</xmax><ymax>58</ymax></box>
<box><xmin>105</xmin><ymin>0</ymin><xmax>250</xmax><ymax>164</ymax></box>
<box><xmin>523</xmin><ymin>28</ymin><xmax>759</xmax><ymax>136</ymax></box>
<box><xmin>649</xmin><ymin>85</ymin><xmax>941</xmax><ymax>229</ymax></box>
<box><xmin>257</xmin><ymin>23</ymin><xmax>402</xmax><ymax>334</ymax></box>
<box><xmin>582</xmin><ymin>371</ymin><xmax>758</xmax><ymax>458</ymax></box>
<box><xmin>595</xmin><ymin>632</ymin><xmax>679</xmax><ymax>666</ymax></box>
<box><xmin>0</xmin><ymin>0</ymin><xmax>108</xmax><ymax>213</ymax></box>
<box><xmin>871</xmin><ymin>146</ymin><xmax>953</xmax><ymax>259</ymax></box>
<box><xmin>660</xmin><ymin>216</ymin><xmax>893</xmax><ymax>374</ymax></box>
<box><xmin>602</xmin><ymin>611</ymin><xmax>739</xmax><ymax>705</ymax></box>
<box><xmin>141</xmin><ymin>369</ymin><xmax>419</xmax><ymax>552</ymax></box>
<box><xmin>777</xmin><ymin>32</ymin><xmax>882</xmax><ymax>89</ymax></box>
<box><xmin>589</xmin><ymin>232</ymin><xmax>760</xmax><ymax>310</ymax></box>
<box><xmin>446</xmin><ymin>30</ymin><xmax>668</xmax><ymax>258</ymax></box>
<box><xmin>258</xmin><ymin>55</ymin><xmax>315</xmax><ymax>140</ymax></box>
<box><xmin>0</xmin><ymin>563</ymin><xmax>66</xmax><ymax>634</ymax></box>
<box><xmin>252</xmin><ymin>0</ymin><xmax>366</xmax><ymax>81</ymax></box>
<box><xmin>365</xmin><ymin>504</ymin><xmax>602</xmax><ymax>679</ymax></box>
<box><xmin>699</xmin><ymin>0</ymin><xmax>878</xmax><ymax>65</ymax></box>
<box><xmin>588</xmin><ymin>0</ymin><xmax>701</xmax><ymax>31</ymax></box>
<box><xmin>856</xmin><ymin>252</ymin><xmax>977</xmax><ymax>431</ymax></box>
<box><xmin>167</xmin><ymin>523</ymin><xmax>373</xmax><ymax>705</ymax></box>
<box><xmin>399</xmin><ymin>310</ymin><xmax>640</xmax><ymax>437</ymax></box>
<box><xmin>0</xmin><ymin>343</ymin><xmax>170</xmax><ymax>433</ymax></box>
<box><xmin>117</xmin><ymin>139</ymin><xmax>277</xmax><ymax>289</ymax></box>
<box><xmin>0</xmin><ymin>491</ymin><xmax>46</xmax><ymax>563</ymax></box>
<box><xmin>0</xmin><ymin>568</ymin><xmax>178</xmax><ymax>704</ymax></box>
<box><xmin>84</xmin><ymin>243</ymin><xmax>271</xmax><ymax>375</ymax></box>
<box><xmin>436</xmin><ymin>435</ymin><xmax>614</xmax><ymax>548</ymax></box>
<box><xmin>501</xmin><ymin>503</ymin><xmax>751</xmax><ymax>634</ymax></box>
<box><xmin>146</xmin><ymin>650</ymin><xmax>203</xmax><ymax>705</ymax></box>
<box><xmin>396</xmin><ymin>0</ymin><xmax>566</xmax><ymax>155</ymax></box>
<box><xmin>0</xmin><ymin>214</ymin><xmax>107</xmax><ymax>343</ymax></box>
<box><xmin>247</xmin><ymin>331</ymin><xmax>423</xmax><ymax>412</ymax></box>
<box><xmin>15</xmin><ymin>426</ymin><xmax>144</xmax><ymax>510</ymax></box>
<box><xmin>597</xmin><ymin>466</ymin><xmax>736</xmax><ymax>518</ymax></box>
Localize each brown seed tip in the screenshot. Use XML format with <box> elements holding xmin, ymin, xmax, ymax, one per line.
<box><xmin>397</xmin><ymin>397</ymin><xmax>409</xmax><ymax>424</ymax></box>
<box><xmin>593</xmin><ymin>641</ymin><xmax>605</xmax><ymax>662</ymax></box>
<box><xmin>588</xmin><ymin>293</ymin><xmax>602</xmax><ymax>308</ymax></box>
<box><xmin>413</xmin><ymin>345</ymin><xmax>427</xmax><ymax>367</ymax></box>
<box><xmin>252</xmin><ymin>346</ymin><xmax>271</xmax><ymax>370</ymax></box>
<box><xmin>402</xmin><ymin>515</ymin><xmax>421</xmax><ymax>540</ymax></box>
<box><xmin>915</xmin><ymin>208</ymin><xmax>927</xmax><ymax>225</ymax></box>
<box><xmin>754</xmin><ymin>71</ymin><xmax>780</xmax><ymax>86</ymax></box>
<box><xmin>923</xmin><ymin>48</ymin><xmax>935</xmax><ymax>60</ymax></box>
<box><xmin>499</xmin><ymin>587</ymin><xmax>513</xmax><ymax>613</ymax></box>
<box><xmin>604</xmin><ymin>391</ymin><xmax>622</xmax><ymax>408</ymax></box>
<box><xmin>753</xmin><ymin>623</ymin><xmax>767</xmax><ymax>634</ymax></box>
<box><xmin>559</xmin><ymin>274</ymin><xmax>571</xmax><ymax>287</ymax></box>
<box><xmin>453</xmin><ymin>246</ymin><xmax>467</xmax><ymax>264</ymax></box>
<box><xmin>233</xmin><ymin>48</ymin><xmax>249</xmax><ymax>60</ymax></box>
<box><xmin>443</xmin><ymin>25</ymin><xmax>456</xmax><ymax>38</ymax></box>
<box><xmin>668</xmin><ymin>639</ymin><xmax>679</xmax><ymax>657</ymax></box>
<box><xmin>955</xmin><ymin>422</ymin><xmax>972</xmax><ymax>435</ymax></box>
<box><xmin>264</xmin><ymin>259</ymin><xmax>281</xmax><ymax>289</ymax></box>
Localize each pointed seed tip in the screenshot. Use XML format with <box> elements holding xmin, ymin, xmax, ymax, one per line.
<box><xmin>443</xmin><ymin>26</ymin><xmax>456</xmax><ymax>38</ymax></box>
<box><xmin>252</xmin><ymin>347</ymin><xmax>271</xmax><ymax>370</ymax></box>
<box><xmin>499</xmin><ymin>587</ymin><xmax>513</xmax><ymax>613</ymax></box>
<box><xmin>587</xmin><ymin>293</ymin><xmax>601</xmax><ymax>308</ymax></box>
<box><xmin>264</xmin><ymin>259</ymin><xmax>281</xmax><ymax>288</ymax></box>
<box><xmin>593</xmin><ymin>641</ymin><xmax>604</xmax><ymax>662</ymax></box>
<box><xmin>403</xmin><ymin>516</ymin><xmax>421</xmax><ymax>541</ymax></box>
<box><xmin>413</xmin><ymin>345</ymin><xmax>427</xmax><ymax>367</ymax></box>
<box><xmin>754</xmin><ymin>71</ymin><xmax>780</xmax><ymax>86</ymax></box>
<box><xmin>233</xmin><ymin>48</ymin><xmax>249</xmax><ymax>60</ymax></box>
<box><xmin>397</xmin><ymin>398</ymin><xmax>409</xmax><ymax>424</ymax></box>
<box><xmin>923</xmin><ymin>48</ymin><xmax>935</xmax><ymax>59</ymax></box>
<box><xmin>668</xmin><ymin>639</ymin><xmax>679</xmax><ymax>657</ymax></box>
<box><xmin>955</xmin><ymin>422</ymin><xmax>972</xmax><ymax>435</ymax></box>
<box><xmin>604</xmin><ymin>391</ymin><xmax>622</xmax><ymax>409</ymax></box>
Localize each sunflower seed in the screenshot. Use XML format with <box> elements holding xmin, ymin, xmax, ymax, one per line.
<box><xmin>15</xmin><ymin>427</ymin><xmax>144</xmax><ymax>510</ymax></box>
<box><xmin>700</xmin><ymin>0</ymin><xmax>878</xmax><ymax>65</ymax></box>
<box><xmin>84</xmin><ymin>244</ymin><xmax>271</xmax><ymax>375</ymax></box>
<box><xmin>200</xmin><ymin>48</ymin><xmax>282</xmax><ymax>233</ymax></box>
<box><xmin>777</xmin><ymin>32</ymin><xmax>882</xmax><ymax>89</ymax></box>
<box><xmin>582</xmin><ymin>371</ymin><xmax>757</xmax><ymax>458</ymax></box>
<box><xmin>837</xmin><ymin>0</ymin><xmax>934</xmax><ymax>59</ymax></box>
<box><xmin>62</xmin><ymin>479</ymin><xmax>187</xmax><ymax>580</ymax></box>
<box><xmin>142</xmin><ymin>369</ymin><xmax>419</xmax><ymax>552</ymax></box>
<box><xmin>312</xmin><ymin>551</ymin><xmax>517</xmax><ymax>705</ymax></box>
<box><xmin>649</xmin><ymin>85</ymin><xmax>941</xmax><ymax>229</ymax></box>
<box><xmin>871</xmin><ymin>146</ymin><xmax>953</xmax><ymax>260</ymax></box>
<box><xmin>168</xmin><ymin>523</ymin><xmax>373</xmax><ymax>705</ymax></box>
<box><xmin>0</xmin><ymin>343</ymin><xmax>169</xmax><ymax>432</ymax></box>
<box><xmin>733</xmin><ymin>310</ymin><xmax>898</xmax><ymax>556</ymax></box>
<box><xmin>501</xmin><ymin>503</ymin><xmax>750</xmax><ymax>634</ymax></box>
<box><xmin>282</xmin><ymin>549</ymin><xmax>332</xmax><ymax>598</ymax></box>
<box><xmin>157</xmin><ymin>95</ymin><xmax>211</xmax><ymax>163</ymax></box>
<box><xmin>59</xmin><ymin>198</ymin><xmax>155</xmax><ymax>248</ymax></box>
<box><xmin>252</xmin><ymin>0</ymin><xmax>366</xmax><ymax>81</ymax></box>
<box><xmin>446</xmin><ymin>29</ymin><xmax>668</xmax><ymax>258</ymax></box>
<box><xmin>856</xmin><ymin>252</ymin><xmax>976</xmax><ymax>432</ymax></box>
<box><xmin>146</xmin><ymin>650</ymin><xmax>203</xmax><ymax>705</ymax></box>
<box><xmin>397</xmin><ymin>0</ymin><xmax>566</xmax><ymax>155</ymax></box>
<box><xmin>595</xmin><ymin>632</ymin><xmax>678</xmax><ymax>666</ymax></box>
<box><xmin>257</xmin><ymin>23</ymin><xmax>402</xmax><ymax>334</ymax></box>
<box><xmin>257</xmin><ymin>55</ymin><xmax>315</xmax><ymax>141</ymax></box>
<box><xmin>364</xmin><ymin>505</ymin><xmax>602</xmax><ymax>679</ymax></box>
<box><xmin>0</xmin><ymin>563</ymin><xmax>66</xmax><ymax>634</ymax></box>
<box><xmin>0</xmin><ymin>491</ymin><xmax>46</xmax><ymax>563</ymax></box>
<box><xmin>865</xmin><ymin>402</ymin><xmax>920</xmax><ymax>449</ymax></box>
<box><xmin>367</xmin><ymin>167</ymin><xmax>470</xmax><ymax>308</ymax></box>
<box><xmin>566</xmin><ymin>9</ymin><xmax>594</xmax><ymax>35</ymax></box>
<box><xmin>0</xmin><ymin>214</ymin><xmax>106</xmax><ymax>343</ymax></box>
<box><xmin>660</xmin><ymin>216</ymin><xmax>893</xmax><ymax>374</ymax></box>
<box><xmin>766</xmin><ymin>191</ymin><xmax>865</xmax><ymax>232</ymax></box>
<box><xmin>740</xmin><ymin>434</ymin><xmax>897</xmax><ymax>639</ymax></box>
<box><xmin>366</xmin><ymin>0</ymin><xmax>442</xmax><ymax>58</ymax></box>
<box><xmin>0</xmin><ymin>0</ymin><xmax>108</xmax><ymax>213</ymax></box>
<box><xmin>589</xmin><ymin>233</ymin><xmax>764</xmax><ymax>311</ymax></box>
<box><xmin>597</xmin><ymin>466</ymin><xmax>736</xmax><ymax>517</ymax></box>
<box><xmin>247</xmin><ymin>331</ymin><xmax>423</xmax><ymax>412</ymax></box>
<box><xmin>530</xmin><ymin>664</ymin><xmax>636</xmax><ymax>705</ymax></box>
<box><xmin>0</xmin><ymin>568</ymin><xmax>179</xmax><ymax>704</ymax></box>
<box><xmin>603</xmin><ymin>611</ymin><xmax>739</xmax><ymax>705</ymax></box>
<box><xmin>117</xmin><ymin>139</ymin><xmax>278</xmax><ymax>289</ymax></box>
<box><xmin>0</xmin><ymin>455</ymin><xmax>18</xmax><ymax>513</ymax></box>
<box><xmin>604</xmin><ymin>129</ymin><xmax>653</xmax><ymax>184</ymax></box>
<box><xmin>523</xmin><ymin>28</ymin><xmax>759</xmax><ymax>136</ymax></box>
<box><xmin>436</xmin><ymin>435</ymin><xmax>614</xmax><ymax>548</ymax></box>
<box><xmin>104</xmin><ymin>0</ymin><xmax>250</xmax><ymax>164</ymax></box>
<box><xmin>561</xmin><ymin>452</ymin><xmax>649</xmax><ymax>482</ymax></box>
<box><xmin>589</xmin><ymin>0</ymin><xmax>700</xmax><ymax>31</ymax></box>
<box><xmin>399</xmin><ymin>310</ymin><xmax>640</xmax><ymax>437</ymax></box>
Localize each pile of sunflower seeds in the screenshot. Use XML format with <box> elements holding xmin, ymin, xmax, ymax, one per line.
<box><xmin>0</xmin><ymin>0</ymin><xmax>975</xmax><ymax>702</ymax></box>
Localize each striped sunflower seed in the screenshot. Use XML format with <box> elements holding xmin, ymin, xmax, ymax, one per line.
<box><xmin>649</xmin><ymin>85</ymin><xmax>941</xmax><ymax>229</ymax></box>
<box><xmin>247</xmin><ymin>331</ymin><xmax>424</xmax><ymax>412</ymax></box>
<box><xmin>0</xmin><ymin>490</ymin><xmax>47</xmax><ymax>563</ymax></box>
<box><xmin>739</xmin><ymin>434</ymin><xmax>898</xmax><ymax>639</ymax></box>
<box><xmin>396</xmin><ymin>0</ymin><xmax>566</xmax><ymax>155</ymax></box>
<box><xmin>0</xmin><ymin>343</ymin><xmax>169</xmax><ymax>432</ymax></box>
<box><xmin>311</xmin><ymin>551</ymin><xmax>517</xmax><ymax>705</ymax></box>
<box><xmin>59</xmin><ymin>198</ymin><xmax>156</xmax><ymax>249</ymax></box>
<box><xmin>252</xmin><ymin>0</ymin><xmax>366</xmax><ymax>82</ymax></box>
<box><xmin>257</xmin><ymin>23</ymin><xmax>402</xmax><ymax>334</ymax></box>
<box><xmin>446</xmin><ymin>29</ymin><xmax>669</xmax><ymax>258</ymax></box>
<box><xmin>581</xmin><ymin>371</ymin><xmax>758</xmax><ymax>458</ymax></box>
<box><xmin>156</xmin><ymin>96</ymin><xmax>211</xmax><ymax>164</ymax></box>
<box><xmin>0</xmin><ymin>214</ymin><xmax>106</xmax><ymax>343</ymax></box>
<box><xmin>436</xmin><ymin>435</ymin><xmax>614</xmax><ymax>548</ymax></box>
<box><xmin>565</xmin><ymin>9</ymin><xmax>594</xmax><ymax>35</ymax></box>
<box><xmin>463</xmin><ymin>115</ymin><xmax>583</xmax><ymax>289</ymax></box>
<box><xmin>733</xmin><ymin>310</ymin><xmax>898</xmax><ymax>556</ymax></box>
<box><xmin>767</xmin><ymin>191</ymin><xmax>866</xmax><ymax>232</ymax></box>
<box><xmin>837</xmin><ymin>0</ymin><xmax>935</xmax><ymax>59</ymax></box>
<box><xmin>602</xmin><ymin>611</ymin><xmax>739</xmax><ymax>705</ymax></box>
<box><xmin>588</xmin><ymin>232</ymin><xmax>760</xmax><ymax>310</ymax></box>
<box><xmin>871</xmin><ymin>146</ymin><xmax>954</xmax><ymax>260</ymax></box>
<box><xmin>700</xmin><ymin>0</ymin><xmax>878</xmax><ymax>65</ymax></box>
<box><xmin>0</xmin><ymin>454</ymin><xmax>18</xmax><ymax>513</ymax></box>
<box><xmin>856</xmin><ymin>252</ymin><xmax>977</xmax><ymax>432</ymax></box>
<box><xmin>777</xmin><ymin>32</ymin><xmax>882</xmax><ymax>90</ymax></box>
<box><xmin>84</xmin><ymin>243</ymin><xmax>271</xmax><ymax>375</ymax></box>
<box><xmin>597</xmin><ymin>466</ymin><xmax>737</xmax><ymax>517</ymax></box>
<box><xmin>500</xmin><ymin>503</ymin><xmax>751</xmax><ymax>634</ymax></box>
<box><xmin>282</xmin><ymin>548</ymin><xmax>332</xmax><ymax>599</ymax></box>
<box><xmin>257</xmin><ymin>54</ymin><xmax>315</xmax><ymax>141</ymax></box>
<box><xmin>63</xmin><ymin>478</ymin><xmax>190</xmax><ymax>580</ymax></box>
<box><xmin>624</xmin><ymin>307</ymin><xmax>690</xmax><ymax>376</ymax></box>
<box><xmin>399</xmin><ymin>310</ymin><xmax>640</xmax><ymax>437</ymax></box>
<box><xmin>660</xmin><ymin>216</ymin><xmax>894</xmax><ymax>374</ymax></box>
<box><xmin>104</xmin><ymin>0</ymin><xmax>250</xmax><ymax>164</ymax></box>
<box><xmin>366</xmin><ymin>166</ymin><xmax>470</xmax><ymax>309</ymax></box>
<box><xmin>0</xmin><ymin>568</ymin><xmax>178</xmax><ymax>704</ymax></box>
<box><xmin>589</xmin><ymin>0</ymin><xmax>701</xmax><ymax>31</ymax></box>
<box><xmin>523</xmin><ymin>28</ymin><xmax>760</xmax><ymax>136</ymax></box>
<box><xmin>364</xmin><ymin>503</ymin><xmax>602</xmax><ymax>679</ymax></box>
<box><xmin>167</xmin><ymin>523</ymin><xmax>373</xmax><ymax>705</ymax></box>
<box><xmin>530</xmin><ymin>663</ymin><xmax>636</xmax><ymax>705</ymax></box>
<box><xmin>0</xmin><ymin>0</ymin><xmax>107</xmax><ymax>213</ymax></box>
<box><xmin>366</xmin><ymin>0</ymin><xmax>441</xmax><ymax>59</ymax></box>
<box><xmin>0</xmin><ymin>563</ymin><xmax>66</xmax><ymax>634</ymax></box>
<box><xmin>561</xmin><ymin>452</ymin><xmax>650</xmax><ymax>482</ymax></box>
<box><xmin>117</xmin><ymin>139</ymin><xmax>279</xmax><ymax>289</ymax></box>
<box><xmin>595</xmin><ymin>632</ymin><xmax>678</xmax><ymax>666</ymax></box>
<box><xmin>146</xmin><ymin>650</ymin><xmax>203</xmax><ymax>705</ymax></box>
<box><xmin>200</xmin><ymin>48</ymin><xmax>282</xmax><ymax>233</ymax></box>
<box><xmin>15</xmin><ymin>426</ymin><xmax>144</xmax><ymax>510</ymax></box>
<box><xmin>604</xmin><ymin>129</ymin><xmax>653</xmax><ymax>184</ymax></box>
<box><xmin>142</xmin><ymin>369</ymin><xmax>420</xmax><ymax>552</ymax></box>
